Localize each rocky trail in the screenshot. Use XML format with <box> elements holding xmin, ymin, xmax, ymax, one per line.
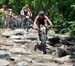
<box><xmin>0</xmin><ymin>28</ymin><xmax>75</xmax><ymax>66</ymax></box>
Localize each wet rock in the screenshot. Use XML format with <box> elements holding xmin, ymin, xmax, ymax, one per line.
<box><xmin>66</xmin><ymin>46</ymin><xmax>75</xmax><ymax>55</ymax></box>
<box><xmin>27</xmin><ymin>37</ymin><xmax>37</xmax><ymax>40</ymax></box>
<box><xmin>5</xmin><ymin>40</ymin><xmax>14</xmax><ymax>46</ymax></box>
<box><xmin>33</xmin><ymin>62</ymin><xmax>58</xmax><ymax>66</ymax></box>
<box><xmin>16</xmin><ymin>61</ymin><xmax>28</xmax><ymax>66</ymax></box>
<box><xmin>26</xmin><ymin>34</ymin><xmax>38</xmax><ymax>40</ymax></box>
<box><xmin>0</xmin><ymin>51</ymin><xmax>11</xmax><ymax>59</ymax></box>
<box><xmin>0</xmin><ymin>59</ymin><xmax>10</xmax><ymax>66</ymax></box>
<box><xmin>49</xmin><ymin>36</ymin><xmax>60</xmax><ymax>43</ymax></box>
<box><xmin>9</xmin><ymin>48</ymin><xmax>31</xmax><ymax>54</ymax></box>
<box><xmin>9</xmin><ymin>56</ymin><xmax>22</xmax><ymax>62</ymax></box>
<box><xmin>60</xmin><ymin>63</ymin><xmax>73</xmax><ymax>66</ymax></box>
<box><xmin>29</xmin><ymin>29</ymin><xmax>38</xmax><ymax>33</ymax></box>
<box><xmin>23</xmin><ymin>57</ymin><xmax>33</xmax><ymax>63</ymax></box>
<box><xmin>14</xmin><ymin>29</ymin><xmax>25</xmax><ymax>35</ymax></box>
<box><xmin>13</xmin><ymin>39</ymin><xmax>31</xmax><ymax>44</ymax></box>
<box><xmin>55</xmin><ymin>55</ymin><xmax>71</xmax><ymax>63</ymax></box>
<box><xmin>46</xmin><ymin>45</ymin><xmax>55</xmax><ymax>54</ymax></box>
<box><xmin>55</xmin><ymin>48</ymin><xmax>67</xmax><ymax>57</ymax></box>
<box><xmin>0</xmin><ymin>39</ymin><xmax>14</xmax><ymax>46</ymax></box>
<box><xmin>48</xmin><ymin>36</ymin><xmax>60</xmax><ymax>46</ymax></box>
<box><xmin>0</xmin><ymin>54</ymin><xmax>10</xmax><ymax>59</ymax></box>
<box><xmin>1</xmin><ymin>30</ymin><xmax>14</xmax><ymax>37</ymax></box>
<box><xmin>47</xmin><ymin>30</ymin><xmax>56</xmax><ymax>36</ymax></box>
<box><xmin>10</xmin><ymin>35</ymin><xmax>23</xmax><ymax>40</ymax></box>
<box><xmin>58</xmin><ymin>34</ymin><xmax>70</xmax><ymax>39</ymax></box>
<box><xmin>61</xmin><ymin>37</ymin><xmax>75</xmax><ymax>55</ymax></box>
<box><xmin>61</xmin><ymin>37</ymin><xmax>75</xmax><ymax>46</ymax></box>
<box><xmin>73</xmin><ymin>64</ymin><xmax>75</xmax><ymax>66</ymax></box>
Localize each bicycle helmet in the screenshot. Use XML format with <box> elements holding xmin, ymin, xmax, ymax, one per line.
<box><xmin>39</xmin><ymin>11</ymin><xmax>44</xmax><ymax>16</ymax></box>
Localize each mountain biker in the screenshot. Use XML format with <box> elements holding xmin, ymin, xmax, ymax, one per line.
<box><xmin>20</xmin><ymin>4</ymin><xmax>32</xmax><ymax>29</ymax></box>
<box><xmin>34</xmin><ymin>11</ymin><xmax>53</xmax><ymax>40</ymax></box>
<box><xmin>8</xmin><ymin>9</ymin><xmax>14</xmax><ymax>29</ymax></box>
<box><xmin>21</xmin><ymin>4</ymin><xmax>32</xmax><ymax>19</ymax></box>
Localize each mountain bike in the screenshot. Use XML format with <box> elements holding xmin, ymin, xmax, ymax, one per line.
<box><xmin>34</xmin><ymin>25</ymin><xmax>47</xmax><ymax>54</ymax></box>
<box><xmin>22</xmin><ymin>16</ymin><xmax>33</xmax><ymax>31</ymax></box>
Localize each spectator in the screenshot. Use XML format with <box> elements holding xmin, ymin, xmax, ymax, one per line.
<box><xmin>13</xmin><ymin>13</ymin><xmax>18</xmax><ymax>28</ymax></box>
<box><xmin>0</xmin><ymin>4</ymin><xmax>6</xmax><ymax>27</ymax></box>
<box><xmin>17</xmin><ymin>15</ymin><xmax>22</xmax><ymax>28</ymax></box>
<box><xmin>8</xmin><ymin>9</ymin><xmax>14</xmax><ymax>29</ymax></box>
<box><xmin>4</xmin><ymin>7</ymin><xmax>9</xmax><ymax>28</ymax></box>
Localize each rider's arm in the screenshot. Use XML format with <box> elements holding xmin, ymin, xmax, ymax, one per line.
<box><xmin>45</xmin><ymin>16</ymin><xmax>53</xmax><ymax>26</ymax></box>
<box><xmin>33</xmin><ymin>16</ymin><xmax>39</xmax><ymax>28</ymax></box>
<box><xmin>28</xmin><ymin>8</ymin><xmax>32</xmax><ymax>17</ymax></box>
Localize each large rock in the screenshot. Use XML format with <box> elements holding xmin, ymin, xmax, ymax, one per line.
<box><xmin>16</xmin><ymin>61</ymin><xmax>28</xmax><ymax>66</ymax></box>
<box><xmin>23</xmin><ymin>57</ymin><xmax>33</xmax><ymax>62</ymax></box>
<box><xmin>0</xmin><ymin>51</ymin><xmax>10</xmax><ymax>59</ymax></box>
<box><xmin>14</xmin><ymin>29</ymin><xmax>25</xmax><ymax>35</ymax></box>
<box><xmin>10</xmin><ymin>35</ymin><xmax>23</xmax><ymax>39</ymax></box>
<box><xmin>1</xmin><ymin>30</ymin><xmax>14</xmax><ymax>37</ymax></box>
<box><xmin>32</xmin><ymin>62</ymin><xmax>58</xmax><ymax>66</ymax></box>
<box><xmin>9</xmin><ymin>56</ymin><xmax>22</xmax><ymax>62</ymax></box>
<box><xmin>9</xmin><ymin>48</ymin><xmax>31</xmax><ymax>54</ymax></box>
<box><xmin>48</xmin><ymin>36</ymin><xmax>60</xmax><ymax>46</ymax></box>
<box><xmin>0</xmin><ymin>38</ymin><xmax>14</xmax><ymax>46</ymax></box>
<box><xmin>5</xmin><ymin>39</ymin><xmax>14</xmax><ymax>46</ymax></box>
<box><xmin>26</xmin><ymin>34</ymin><xmax>38</xmax><ymax>40</ymax></box>
<box><xmin>0</xmin><ymin>46</ymin><xmax>12</xmax><ymax>50</ymax></box>
<box><xmin>49</xmin><ymin>36</ymin><xmax>60</xmax><ymax>43</ymax></box>
<box><xmin>57</xmin><ymin>34</ymin><xmax>70</xmax><ymax>39</ymax></box>
<box><xmin>29</xmin><ymin>29</ymin><xmax>38</xmax><ymax>33</ymax></box>
<box><xmin>0</xmin><ymin>59</ymin><xmax>10</xmax><ymax>66</ymax></box>
<box><xmin>13</xmin><ymin>39</ymin><xmax>31</xmax><ymax>44</ymax></box>
<box><xmin>55</xmin><ymin>48</ymin><xmax>67</xmax><ymax>57</ymax></box>
<box><xmin>11</xmin><ymin>35</ymin><xmax>27</xmax><ymax>41</ymax></box>
<box><xmin>60</xmin><ymin>63</ymin><xmax>73</xmax><ymax>66</ymax></box>
<box><xmin>47</xmin><ymin>30</ymin><xmax>56</xmax><ymax>37</ymax></box>
<box><xmin>55</xmin><ymin>55</ymin><xmax>71</xmax><ymax>63</ymax></box>
<box><xmin>73</xmin><ymin>64</ymin><xmax>75</xmax><ymax>66</ymax></box>
<box><xmin>61</xmin><ymin>37</ymin><xmax>75</xmax><ymax>46</ymax></box>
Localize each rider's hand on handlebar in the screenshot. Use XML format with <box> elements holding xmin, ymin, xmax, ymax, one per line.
<box><xmin>48</xmin><ymin>25</ymin><xmax>54</xmax><ymax>28</ymax></box>
<box><xmin>33</xmin><ymin>25</ymin><xmax>38</xmax><ymax>30</ymax></box>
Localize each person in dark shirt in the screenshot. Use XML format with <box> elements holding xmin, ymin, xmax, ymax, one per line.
<box><xmin>34</xmin><ymin>11</ymin><xmax>53</xmax><ymax>30</ymax></box>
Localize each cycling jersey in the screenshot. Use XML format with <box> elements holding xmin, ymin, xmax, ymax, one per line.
<box><xmin>24</xmin><ymin>11</ymin><xmax>28</xmax><ymax>16</ymax></box>
<box><xmin>37</xmin><ymin>16</ymin><xmax>45</xmax><ymax>25</ymax></box>
<box><xmin>34</xmin><ymin>15</ymin><xmax>53</xmax><ymax>29</ymax></box>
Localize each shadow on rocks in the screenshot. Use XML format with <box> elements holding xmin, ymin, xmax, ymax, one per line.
<box><xmin>48</xmin><ymin>36</ymin><xmax>61</xmax><ymax>47</ymax></box>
